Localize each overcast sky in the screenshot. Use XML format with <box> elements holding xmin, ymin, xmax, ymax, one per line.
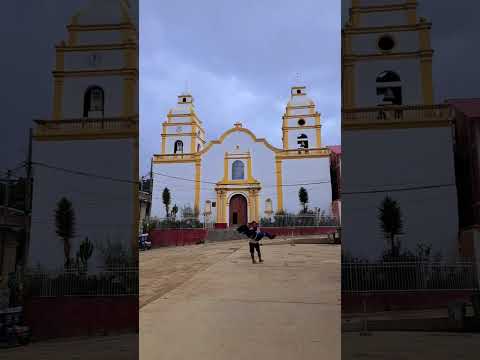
<box><xmin>139</xmin><ymin>0</ymin><xmax>341</xmax><ymax>176</ymax></box>
<box><xmin>1</xmin><ymin>1</ymin><xmax>479</xmax><ymax>177</ymax></box>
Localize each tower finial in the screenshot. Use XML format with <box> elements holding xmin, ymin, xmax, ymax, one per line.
<box><xmin>294</xmin><ymin>72</ymin><xmax>302</xmax><ymax>85</ymax></box>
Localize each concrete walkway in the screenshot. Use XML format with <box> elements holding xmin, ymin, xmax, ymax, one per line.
<box><xmin>140</xmin><ymin>243</ymin><xmax>341</xmax><ymax>360</ymax></box>
<box><xmin>343</xmin><ymin>331</ymin><xmax>480</xmax><ymax>359</ymax></box>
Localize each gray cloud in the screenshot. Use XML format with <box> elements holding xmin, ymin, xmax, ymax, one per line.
<box><xmin>140</xmin><ymin>0</ymin><xmax>341</xmax><ymax>175</ymax></box>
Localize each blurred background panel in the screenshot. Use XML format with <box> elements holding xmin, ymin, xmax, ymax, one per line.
<box><xmin>341</xmin><ymin>1</ymin><xmax>480</xmax><ymax>358</ymax></box>
<box><xmin>0</xmin><ymin>1</ymin><xmax>139</xmax><ymax>357</ymax></box>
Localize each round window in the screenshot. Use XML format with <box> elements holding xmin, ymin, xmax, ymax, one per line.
<box><xmin>298</xmin><ymin>119</ymin><xmax>306</xmax><ymax>126</ymax></box>
<box><xmin>378</xmin><ymin>35</ymin><xmax>395</xmax><ymax>51</ymax></box>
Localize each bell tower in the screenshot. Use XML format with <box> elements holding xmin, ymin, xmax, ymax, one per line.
<box><xmin>342</xmin><ymin>0</ymin><xmax>434</xmax><ymax>109</ymax></box>
<box><xmin>161</xmin><ymin>92</ymin><xmax>206</xmax><ymax>154</ymax></box>
<box><xmin>281</xmin><ymin>85</ymin><xmax>322</xmax><ymax>150</ymax></box>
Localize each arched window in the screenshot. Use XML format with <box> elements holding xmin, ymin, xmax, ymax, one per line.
<box><xmin>297</xmin><ymin>134</ymin><xmax>309</xmax><ymax>149</ymax></box>
<box><xmin>197</xmin><ymin>144</ymin><xmax>201</xmax><ymax>152</ymax></box>
<box><xmin>174</xmin><ymin>140</ymin><xmax>184</xmax><ymax>154</ymax></box>
<box><xmin>232</xmin><ymin>160</ymin><xmax>245</xmax><ymax>180</ymax></box>
<box><xmin>376</xmin><ymin>71</ymin><xmax>402</xmax><ymax>105</ymax></box>
<box><xmin>83</xmin><ymin>86</ymin><xmax>104</xmax><ymax>117</ymax></box>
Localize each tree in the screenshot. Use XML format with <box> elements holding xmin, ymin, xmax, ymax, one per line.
<box><xmin>55</xmin><ymin>197</ymin><xmax>75</xmax><ymax>267</ymax></box>
<box><xmin>298</xmin><ymin>187</ymin><xmax>309</xmax><ymax>213</ymax></box>
<box><xmin>378</xmin><ymin>196</ymin><xmax>403</xmax><ymax>257</ymax></box>
<box><xmin>162</xmin><ymin>187</ymin><xmax>171</xmax><ymax>218</ymax></box>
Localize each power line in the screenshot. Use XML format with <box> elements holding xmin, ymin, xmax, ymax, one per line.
<box><xmin>32</xmin><ymin>161</ymin><xmax>140</xmax><ymax>185</ymax></box>
<box><xmin>152</xmin><ymin>171</ymin><xmax>330</xmax><ymax>188</ymax></box>
<box><xmin>342</xmin><ymin>183</ymin><xmax>456</xmax><ymax>195</ymax></box>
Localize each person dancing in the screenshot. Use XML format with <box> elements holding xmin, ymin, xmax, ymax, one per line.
<box><xmin>237</xmin><ymin>221</ymin><xmax>276</xmax><ymax>264</ymax></box>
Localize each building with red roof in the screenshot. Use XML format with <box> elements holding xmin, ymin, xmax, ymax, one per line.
<box><xmin>447</xmin><ymin>99</ymin><xmax>480</xmax><ymax>257</ymax></box>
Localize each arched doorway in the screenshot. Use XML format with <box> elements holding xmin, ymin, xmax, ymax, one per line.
<box><xmin>229</xmin><ymin>194</ymin><xmax>247</xmax><ymax>227</ymax></box>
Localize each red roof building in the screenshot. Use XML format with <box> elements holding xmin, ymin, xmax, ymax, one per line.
<box><xmin>447</xmin><ymin>99</ymin><xmax>480</xmax><ymax>231</ymax></box>
<box><xmin>327</xmin><ymin>145</ymin><xmax>341</xmax><ymax>224</ymax></box>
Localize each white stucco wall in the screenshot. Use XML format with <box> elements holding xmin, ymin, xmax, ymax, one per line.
<box><xmin>358</xmin><ymin>10</ymin><xmax>408</xmax><ymax>27</ymax></box>
<box><xmin>342</xmin><ymin>127</ymin><xmax>458</xmax><ymax>260</ymax></box>
<box><xmin>29</xmin><ymin>138</ymin><xmax>136</xmax><ymax>270</ymax></box>
<box><xmin>282</xmin><ymin>157</ymin><xmax>332</xmax><ymax>215</ymax></box>
<box><xmin>151</xmin><ymin>162</ymin><xmax>196</xmax><ymax>218</ymax></box>
<box><xmin>64</xmin><ymin>50</ymin><xmax>126</xmax><ymax>72</ymax></box>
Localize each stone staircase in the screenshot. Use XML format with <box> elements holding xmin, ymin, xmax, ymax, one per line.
<box><xmin>205</xmin><ymin>229</ymin><xmax>247</xmax><ymax>243</ymax></box>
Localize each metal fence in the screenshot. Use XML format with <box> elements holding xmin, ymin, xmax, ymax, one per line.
<box><xmin>150</xmin><ymin>217</ymin><xmax>204</xmax><ymax>229</ymax></box>
<box><xmin>260</xmin><ymin>214</ymin><xmax>339</xmax><ymax>227</ymax></box>
<box><xmin>342</xmin><ymin>262</ymin><xmax>478</xmax><ymax>293</ymax></box>
<box><xmin>23</xmin><ymin>267</ymin><xmax>139</xmax><ymax>297</ymax></box>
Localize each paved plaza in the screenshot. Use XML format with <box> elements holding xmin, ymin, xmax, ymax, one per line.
<box><xmin>140</xmin><ymin>241</ymin><xmax>341</xmax><ymax>360</ymax></box>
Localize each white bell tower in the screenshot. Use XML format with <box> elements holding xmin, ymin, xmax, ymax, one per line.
<box><xmin>161</xmin><ymin>92</ymin><xmax>206</xmax><ymax>154</ymax></box>
<box><xmin>282</xmin><ymin>85</ymin><xmax>322</xmax><ymax>150</ymax></box>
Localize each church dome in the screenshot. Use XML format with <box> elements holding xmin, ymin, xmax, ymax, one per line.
<box><xmin>74</xmin><ymin>0</ymin><xmax>132</xmax><ymax>25</ymax></box>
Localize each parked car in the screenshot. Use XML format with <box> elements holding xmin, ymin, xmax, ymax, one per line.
<box><xmin>139</xmin><ymin>234</ymin><xmax>151</xmax><ymax>251</ymax></box>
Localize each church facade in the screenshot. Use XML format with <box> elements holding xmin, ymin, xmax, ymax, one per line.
<box><xmin>151</xmin><ymin>86</ymin><xmax>334</xmax><ymax>228</ymax></box>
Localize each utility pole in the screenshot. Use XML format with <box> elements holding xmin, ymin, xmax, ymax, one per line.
<box><xmin>23</xmin><ymin>128</ymin><xmax>33</xmax><ymax>269</ymax></box>
<box><xmin>3</xmin><ymin>170</ymin><xmax>11</xmax><ymax>207</ymax></box>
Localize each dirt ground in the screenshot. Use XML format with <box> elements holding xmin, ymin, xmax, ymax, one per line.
<box><xmin>140</xmin><ymin>241</ymin><xmax>341</xmax><ymax>360</ymax></box>
<box><xmin>140</xmin><ymin>241</ymin><xmax>245</xmax><ymax>308</ymax></box>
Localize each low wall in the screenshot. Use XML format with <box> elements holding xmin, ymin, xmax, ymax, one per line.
<box><xmin>149</xmin><ymin>228</ymin><xmax>208</xmax><ymax>247</ymax></box>
<box><xmin>24</xmin><ymin>296</ymin><xmax>138</xmax><ymax>340</ymax></box>
<box><xmin>149</xmin><ymin>227</ymin><xmax>337</xmax><ymax>248</ymax></box>
<box><xmin>342</xmin><ymin>291</ymin><xmax>473</xmax><ymax>313</ymax></box>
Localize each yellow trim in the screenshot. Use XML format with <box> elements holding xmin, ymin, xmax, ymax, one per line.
<box><xmin>352</xmin><ymin>2</ymin><xmax>417</xmax><ymax>14</ymax></box>
<box><xmin>163</xmin><ymin>121</ymin><xmax>197</xmax><ymax>127</ymax></box>
<box><xmin>216</xmin><ymin>190</ymin><xmax>227</xmax><ymax>224</ymax></box>
<box><xmin>282</xmin><ymin>116</ymin><xmax>289</xmax><ymax>149</ymax></box>
<box><xmin>275</xmin><ymin>159</ymin><xmax>283</xmax><ymax>212</ymax></box>
<box><xmin>343</xmin><ymin>120</ymin><xmax>451</xmax><ymax>131</ymax></box>
<box><xmin>161</xmin><ymin>135</ymin><xmax>166</xmax><ymax>154</ymax></box>
<box><xmin>200</xmin><ymin>126</ymin><xmax>281</xmax><ymax>155</ymax></box>
<box><xmin>123</xmin><ymin>76</ymin><xmax>135</xmax><ymax>117</ymax></box>
<box><xmin>419</xmin><ymin>25</ymin><xmax>434</xmax><ymax>105</ymax></box>
<box><xmin>33</xmin><ymin>131</ymin><xmax>138</xmax><ymax>141</ymax></box>
<box><xmin>247</xmin><ymin>192</ymin><xmax>254</xmax><ymax>223</ymax></box>
<box><xmin>344</xmin><ymin>50</ymin><xmax>433</xmax><ymax>61</ymax></box>
<box><xmin>52</xmin><ymin>80</ymin><xmax>63</xmax><ymax>121</ymax></box>
<box><xmin>67</xmin><ymin>23</ymin><xmax>135</xmax><ymax>32</ymax></box>
<box><xmin>342</xmin><ymin>105</ymin><xmax>453</xmax><ymax>130</ymax></box>
<box><xmin>190</xmin><ymin>123</ymin><xmax>197</xmax><ymax>152</ymax></box>
<box><xmin>254</xmin><ymin>190</ymin><xmax>260</xmax><ymax>222</ymax></box>
<box><xmin>247</xmin><ymin>156</ymin><xmax>254</xmax><ymax>181</ymax></box>
<box><xmin>57</xmin><ymin>43</ymin><xmax>137</xmax><ymax>52</ymax></box>
<box><xmin>343</xmin><ymin>23</ymin><xmax>431</xmax><ymax>35</ymax></box>
<box><xmin>315</xmin><ymin>115</ymin><xmax>321</xmax><ymax>148</ymax></box>
<box><xmin>53</xmin><ymin>68</ymin><xmax>137</xmax><ymax>78</ymax></box>
<box><xmin>153</xmin><ymin>153</ymin><xmax>198</xmax><ymax>164</ymax></box>
<box><xmin>194</xmin><ymin>159</ymin><xmax>201</xmax><ymax>216</ymax></box>
<box><xmin>223</xmin><ymin>153</ymin><xmax>228</xmax><ymax>180</ymax></box>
